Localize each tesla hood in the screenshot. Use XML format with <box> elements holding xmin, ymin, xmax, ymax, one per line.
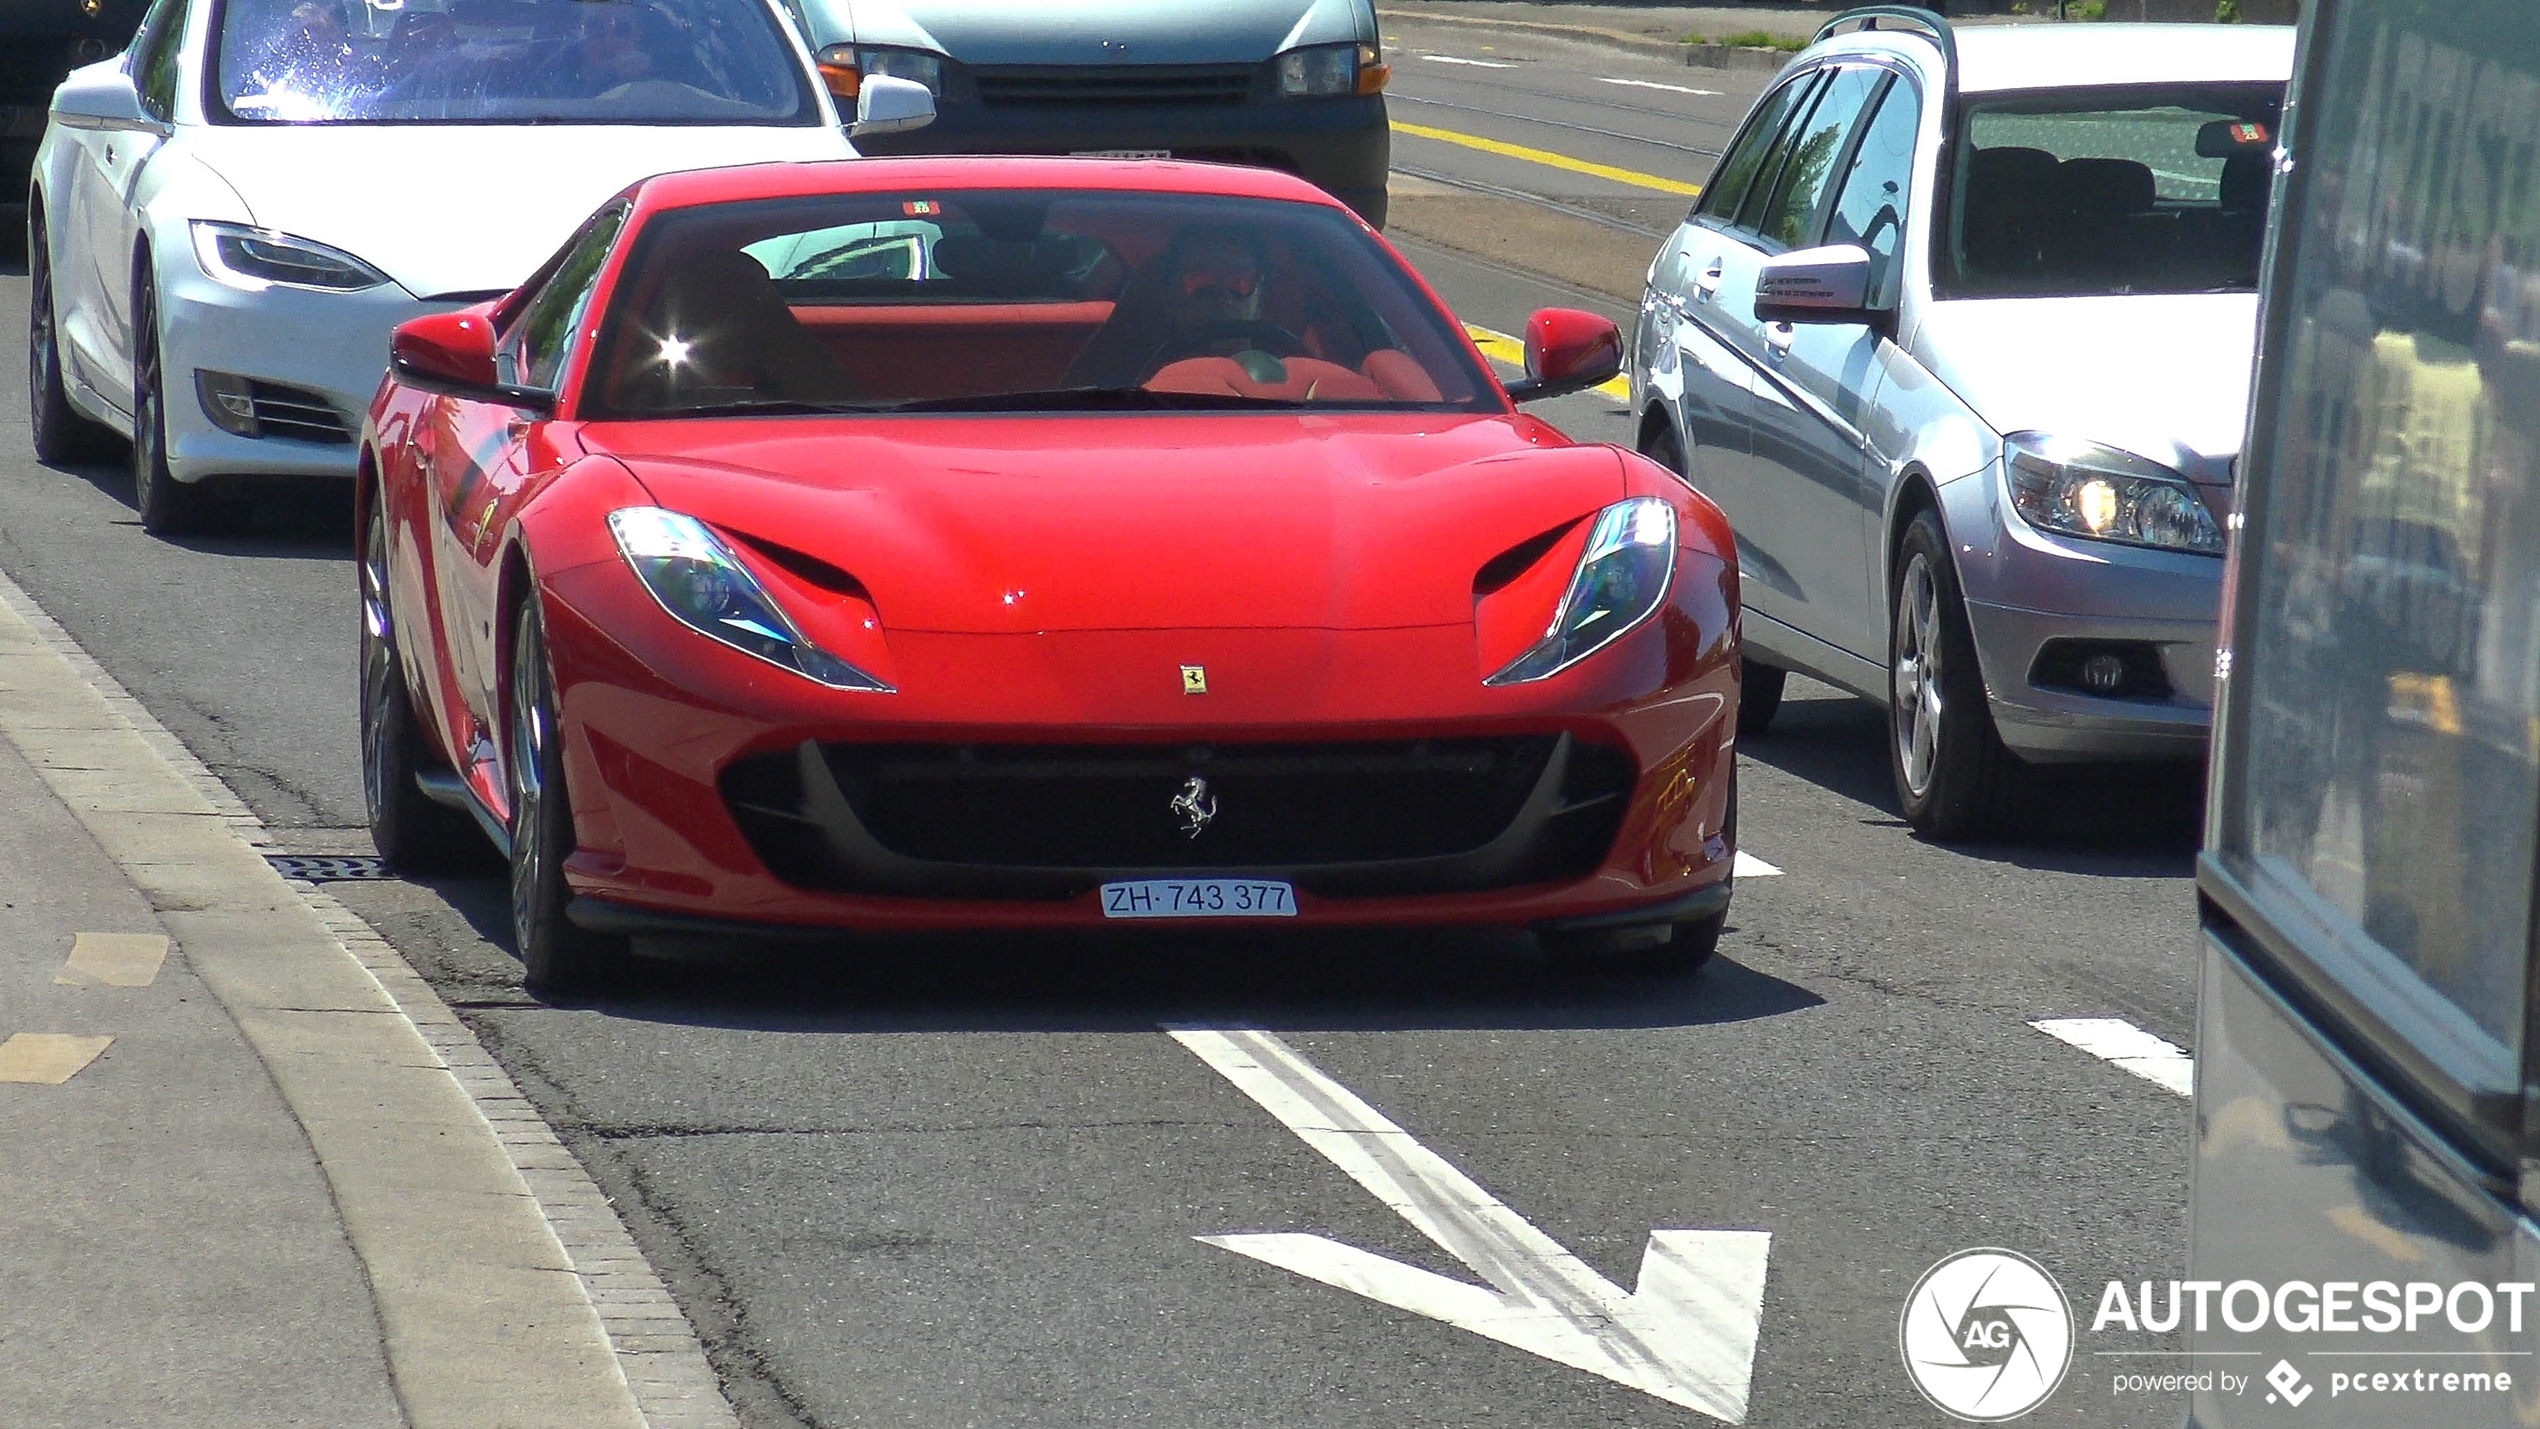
<box><xmin>1912</xmin><ymin>293</ymin><xmax>2261</xmax><ymax>472</ymax></box>
<box><xmin>189</xmin><ymin>125</ymin><xmax>847</xmax><ymax>298</ymax></box>
<box><xmin>819</xmin><ymin>0</ymin><xmax>1371</xmax><ymax>66</ymax></box>
<box><xmin>588</xmin><ymin>416</ymin><xmax>1626</xmax><ymax>635</ymax></box>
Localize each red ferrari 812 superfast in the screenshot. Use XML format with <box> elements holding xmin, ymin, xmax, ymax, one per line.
<box><xmin>357</xmin><ymin>156</ymin><xmax>1745</xmax><ymax>994</ymax></box>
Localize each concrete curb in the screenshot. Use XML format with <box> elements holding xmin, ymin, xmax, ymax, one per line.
<box><xmin>0</xmin><ymin>569</ymin><xmax>734</xmax><ymax>1429</ymax></box>
<box><xmin>1377</xmin><ymin>5</ymin><xmax>1800</xmax><ymax>70</ymax></box>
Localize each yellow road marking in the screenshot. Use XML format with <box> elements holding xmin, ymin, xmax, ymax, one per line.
<box><xmin>1466</xmin><ymin>323</ymin><xmax>1633</xmax><ymax>403</ymax></box>
<box><xmin>56</xmin><ymin>932</ymin><xmax>170</xmax><ymax>989</ymax></box>
<box><xmin>0</xmin><ymin>1033</ymin><xmax>113</xmax><ymax>1084</ymax></box>
<box><xmin>1392</xmin><ymin>120</ymin><xmax>1703</xmax><ymax>196</ymax></box>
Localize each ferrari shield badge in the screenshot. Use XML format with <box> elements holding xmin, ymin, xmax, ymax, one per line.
<box><xmin>1180</xmin><ymin>665</ymin><xmax>1208</xmax><ymax>694</ymax></box>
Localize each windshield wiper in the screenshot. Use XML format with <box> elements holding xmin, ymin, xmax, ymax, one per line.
<box><xmin>885</xmin><ymin>386</ymin><xmax>1313</xmax><ymax>414</ymax></box>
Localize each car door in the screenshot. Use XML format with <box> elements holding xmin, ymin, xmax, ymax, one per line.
<box><xmin>58</xmin><ymin>0</ymin><xmax>184</xmax><ymax>414</ymax></box>
<box><xmin>428</xmin><ymin>206</ymin><xmax>626</xmax><ymax>806</ymax></box>
<box><xmin>1747</xmin><ymin>70</ymin><xmax>1919</xmax><ymax>664</ymax></box>
<box><xmin>1724</xmin><ymin>63</ymin><xmax>1887</xmax><ymax>658</ymax></box>
<box><xmin>1657</xmin><ymin>67</ymin><xmax>1824</xmax><ymax>610</ymax></box>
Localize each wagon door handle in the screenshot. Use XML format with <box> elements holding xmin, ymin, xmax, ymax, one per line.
<box><xmin>1694</xmin><ymin>260</ymin><xmax>1724</xmax><ymax>301</ymax></box>
<box><xmin>1764</xmin><ymin>323</ymin><xmax>1796</xmax><ymax>361</ymax></box>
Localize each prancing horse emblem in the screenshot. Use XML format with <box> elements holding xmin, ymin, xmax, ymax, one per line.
<box><xmin>1170</xmin><ymin>776</ymin><xmax>1218</xmax><ymax>839</ymax></box>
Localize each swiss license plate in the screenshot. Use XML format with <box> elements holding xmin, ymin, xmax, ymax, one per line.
<box><xmin>1101</xmin><ymin>879</ymin><xmax>1297</xmax><ymax>919</ymax></box>
<box><xmin>1073</xmin><ymin>148</ymin><xmax>1170</xmax><ymax>159</ymax></box>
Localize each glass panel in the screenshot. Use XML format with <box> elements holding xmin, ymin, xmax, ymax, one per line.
<box><xmin>1697</xmin><ymin>72</ymin><xmax>1820</xmax><ymax>226</ymax></box>
<box><xmin>212</xmin><ymin>0</ymin><xmax>816</xmax><ymax>125</ymax></box>
<box><xmin>1944</xmin><ymin>83</ymin><xmax>2285</xmax><ymax>296</ymax></box>
<box><xmin>587</xmin><ymin>191</ymin><xmax>1499</xmax><ymax>417</ymax></box>
<box><xmin>135</xmin><ymin>0</ymin><xmax>190</xmax><ymax>119</ymax></box>
<box><xmin>1825</xmin><ymin>79</ymin><xmax>1918</xmax><ymax>307</ymax></box>
<box><xmin>509</xmin><ymin>207</ymin><xmax>627</xmax><ymax>391</ymax></box>
<box><xmin>2228</xmin><ymin>0</ymin><xmax>2540</xmax><ymax>1105</ymax></box>
<box><xmin>1753</xmin><ymin>66</ymin><xmax>1882</xmax><ymax>251</ymax></box>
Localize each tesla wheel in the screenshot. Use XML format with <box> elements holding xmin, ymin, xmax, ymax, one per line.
<box><xmin>28</xmin><ymin>212</ymin><xmax>120</xmax><ymax>465</ymax></box>
<box><xmin>507</xmin><ymin>600</ymin><xmax>625</xmax><ymax>998</ymax></box>
<box><xmin>1889</xmin><ymin>509</ymin><xmax>2020</xmax><ymax>839</ymax></box>
<box><xmin>131</xmin><ymin>272</ymin><xmax>223</xmax><ymax>537</ymax></box>
<box><xmin>360</xmin><ymin>495</ymin><xmax>485</xmax><ymax>872</ymax></box>
<box><xmin>1737</xmin><ymin>660</ymin><xmax>1786</xmax><ymax>737</ymax></box>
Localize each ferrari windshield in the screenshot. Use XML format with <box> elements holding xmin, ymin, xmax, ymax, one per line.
<box><xmin>583</xmin><ymin>191</ymin><xmax>1499</xmax><ymax>416</ymax></box>
<box><xmin>212</xmin><ymin>0</ymin><xmax>816</xmax><ymax>125</ymax></box>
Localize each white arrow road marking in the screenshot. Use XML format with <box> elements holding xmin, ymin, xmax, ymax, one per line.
<box><xmin>1172</xmin><ymin>1026</ymin><xmax>1772</xmax><ymax>1421</ymax></box>
<box><xmin>1732</xmin><ymin>851</ymin><xmax>1781</xmax><ymax>879</ymax></box>
<box><xmin>1422</xmin><ymin>53</ymin><xmax>1519</xmax><ymax>67</ymax></box>
<box><xmin>2030</xmin><ymin>1018</ymin><xmax>2194</xmax><ymax>1098</ymax></box>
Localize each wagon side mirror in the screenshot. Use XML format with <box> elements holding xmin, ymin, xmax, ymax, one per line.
<box><xmin>1504</xmin><ymin>308</ymin><xmax>1623</xmax><ymax>403</ymax></box>
<box><xmin>853</xmin><ymin>73</ymin><xmax>937</xmax><ymax>139</ymax></box>
<box><xmin>1754</xmin><ymin>244</ymin><xmax>1886</xmax><ymax>328</ymax></box>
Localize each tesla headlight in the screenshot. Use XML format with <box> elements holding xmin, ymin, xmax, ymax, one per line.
<box><xmin>190</xmin><ymin>221</ymin><xmax>393</xmax><ymax>293</ymax></box>
<box><xmin>2005</xmin><ymin>433</ymin><xmax>2223</xmax><ymax>555</ymax></box>
<box><xmin>856</xmin><ymin>46</ymin><xmax>944</xmax><ymax>96</ymax></box>
<box><xmin>1487</xmin><ymin>497</ymin><xmax>1678</xmax><ymax>685</ymax></box>
<box><xmin>608</xmin><ymin>507</ymin><xmax>891</xmax><ymax>691</ymax></box>
<box><xmin>1277</xmin><ymin>41</ymin><xmax>1386</xmax><ymax>97</ymax></box>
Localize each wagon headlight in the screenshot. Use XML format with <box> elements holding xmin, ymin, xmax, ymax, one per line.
<box><xmin>852</xmin><ymin>45</ymin><xmax>944</xmax><ymax>96</ymax></box>
<box><xmin>2005</xmin><ymin>433</ymin><xmax>2223</xmax><ymax>555</ymax></box>
<box><xmin>608</xmin><ymin>507</ymin><xmax>891</xmax><ymax>691</ymax></box>
<box><xmin>1486</xmin><ymin>497</ymin><xmax>1677</xmax><ymax>685</ymax></box>
<box><xmin>1277</xmin><ymin>41</ymin><xmax>1388</xmax><ymax>97</ymax></box>
<box><xmin>190</xmin><ymin>221</ymin><xmax>393</xmax><ymax>293</ymax></box>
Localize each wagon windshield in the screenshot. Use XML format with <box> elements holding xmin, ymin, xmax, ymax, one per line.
<box><xmin>212</xmin><ymin>0</ymin><xmax>817</xmax><ymax>125</ymax></box>
<box><xmin>581</xmin><ymin>190</ymin><xmax>1499</xmax><ymax>417</ymax></box>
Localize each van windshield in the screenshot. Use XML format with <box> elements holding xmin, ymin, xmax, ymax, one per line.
<box><xmin>1941</xmin><ymin>82</ymin><xmax>2286</xmax><ymax>297</ymax></box>
<box><xmin>211</xmin><ymin>0</ymin><xmax>817</xmax><ymax>125</ymax></box>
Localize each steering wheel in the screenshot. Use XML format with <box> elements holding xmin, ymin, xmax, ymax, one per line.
<box><xmin>1142</xmin><ymin>320</ymin><xmax>1309</xmax><ymax>376</ymax></box>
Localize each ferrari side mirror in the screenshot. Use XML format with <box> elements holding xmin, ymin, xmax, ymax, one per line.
<box><xmin>1504</xmin><ymin>307</ymin><xmax>1623</xmax><ymax>403</ymax></box>
<box><xmin>390</xmin><ymin>310</ymin><xmax>553</xmax><ymax>413</ymax></box>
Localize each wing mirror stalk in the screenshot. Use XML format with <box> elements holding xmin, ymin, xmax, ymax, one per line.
<box><xmin>390</xmin><ymin>311</ymin><xmax>556</xmax><ymax>415</ymax></box>
<box><xmin>852</xmin><ymin>73</ymin><xmax>937</xmax><ymax>139</ymax></box>
<box><xmin>1753</xmin><ymin>243</ymin><xmax>1894</xmax><ymax>334</ymax></box>
<box><xmin>1503</xmin><ymin>307</ymin><xmax>1625</xmax><ymax>404</ymax></box>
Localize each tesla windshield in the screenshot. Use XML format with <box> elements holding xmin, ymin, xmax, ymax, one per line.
<box><xmin>1943</xmin><ymin>82</ymin><xmax>2287</xmax><ymax>297</ymax></box>
<box><xmin>582</xmin><ymin>191</ymin><xmax>1499</xmax><ymax>416</ymax></box>
<box><xmin>212</xmin><ymin>0</ymin><xmax>817</xmax><ymax>124</ymax></box>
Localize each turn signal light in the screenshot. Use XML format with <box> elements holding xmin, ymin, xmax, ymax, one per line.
<box><xmin>817</xmin><ymin>44</ymin><xmax>861</xmax><ymax>99</ymax></box>
<box><xmin>1358</xmin><ymin>43</ymin><xmax>1390</xmax><ymax>94</ymax></box>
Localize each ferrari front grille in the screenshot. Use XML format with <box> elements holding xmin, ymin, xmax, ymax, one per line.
<box><xmin>720</xmin><ymin>734</ymin><xmax>1636</xmax><ymax>901</ymax></box>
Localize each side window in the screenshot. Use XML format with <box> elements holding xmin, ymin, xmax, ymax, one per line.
<box><xmin>1696</xmin><ymin>72</ymin><xmax>1821</xmax><ymax>229</ymax></box>
<box><xmin>132</xmin><ymin>0</ymin><xmax>190</xmax><ymax>121</ymax></box>
<box><xmin>2222</xmin><ymin>0</ymin><xmax>2540</xmax><ymax>1149</ymax></box>
<box><xmin>1824</xmin><ymin>78</ymin><xmax>1920</xmax><ymax>306</ymax></box>
<box><xmin>505</xmin><ymin>207</ymin><xmax>629</xmax><ymax>392</ymax></box>
<box><xmin>1752</xmin><ymin>66</ymin><xmax>1883</xmax><ymax>251</ymax></box>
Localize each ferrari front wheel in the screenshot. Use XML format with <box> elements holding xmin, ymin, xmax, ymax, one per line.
<box><xmin>360</xmin><ymin>495</ymin><xmax>484</xmax><ymax>872</ymax></box>
<box><xmin>507</xmin><ymin>600</ymin><xmax>626</xmax><ymax>998</ymax></box>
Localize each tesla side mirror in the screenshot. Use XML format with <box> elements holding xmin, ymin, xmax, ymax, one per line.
<box><xmin>1754</xmin><ymin>244</ymin><xmax>1885</xmax><ymax>327</ymax></box>
<box><xmin>390</xmin><ymin>311</ymin><xmax>553</xmax><ymax>412</ymax></box>
<box><xmin>1503</xmin><ymin>308</ymin><xmax>1623</xmax><ymax>403</ymax></box>
<box><xmin>52</xmin><ymin>66</ymin><xmax>161</xmax><ymax>133</ymax></box>
<box><xmin>852</xmin><ymin>73</ymin><xmax>936</xmax><ymax>139</ymax></box>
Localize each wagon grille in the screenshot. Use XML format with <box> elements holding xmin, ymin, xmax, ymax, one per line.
<box><xmin>720</xmin><ymin>734</ymin><xmax>1635</xmax><ymax>900</ymax></box>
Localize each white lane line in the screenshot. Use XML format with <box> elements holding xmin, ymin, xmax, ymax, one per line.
<box><xmin>1732</xmin><ymin>851</ymin><xmax>1781</xmax><ymax>879</ymax></box>
<box><xmin>1423</xmin><ymin>53</ymin><xmax>1518</xmax><ymax>68</ymax></box>
<box><xmin>1171</xmin><ymin>1026</ymin><xmax>1771</xmax><ymax>1421</ymax></box>
<box><xmin>1597</xmin><ymin>76</ymin><xmax>1721</xmax><ymax>96</ymax></box>
<box><xmin>2030</xmin><ymin>1018</ymin><xmax>2193</xmax><ymax>1098</ymax></box>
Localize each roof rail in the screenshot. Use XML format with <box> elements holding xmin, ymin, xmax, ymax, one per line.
<box><xmin>1812</xmin><ymin>5</ymin><xmax>1958</xmax><ymax>74</ymax></box>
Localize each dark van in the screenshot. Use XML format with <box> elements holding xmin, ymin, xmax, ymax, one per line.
<box><xmin>2191</xmin><ymin>0</ymin><xmax>2540</xmax><ymax>1422</ymax></box>
<box><xmin>4</xmin><ymin>0</ymin><xmax>148</xmax><ymax>251</ymax></box>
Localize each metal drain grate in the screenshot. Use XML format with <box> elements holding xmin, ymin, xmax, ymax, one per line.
<box><xmin>265</xmin><ymin>854</ymin><xmax>391</xmax><ymax>882</ymax></box>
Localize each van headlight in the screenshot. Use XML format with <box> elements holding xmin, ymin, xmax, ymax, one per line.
<box><xmin>1486</xmin><ymin>497</ymin><xmax>1677</xmax><ymax>685</ymax></box>
<box><xmin>608</xmin><ymin>507</ymin><xmax>891</xmax><ymax>691</ymax></box>
<box><xmin>1277</xmin><ymin>41</ymin><xmax>1387</xmax><ymax>97</ymax></box>
<box><xmin>2005</xmin><ymin>433</ymin><xmax>2223</xmax><ymax>555</ymax></box>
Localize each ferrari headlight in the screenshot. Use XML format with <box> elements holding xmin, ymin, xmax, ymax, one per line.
<box><xmin>1487</xmin><ymin>497</ymin><xmax>1677</xmax><ymax>685</ymax></box>
<box><xmin>190</xmin><ymin>221</ymin><xmax>393</xmax><ymax>293</ymax></box>
<box><xmin>608</xmin><ymin>507</ymin><xmax>891</xmax><ymax>692</ymax></box>
<box><xmin>2005</xmin><ymin>433</ymin><xmax>2222</xmax><ymax>555</ymax></box>
<box><xmin>1278</xmin><ymin>41</ymin><xmax>1385</xmax><ymax>97</ymax></box>
<box><xmin>857</xmin><ymin>46</ymin><xmax>944</xmax><ymax>96</ymax></box>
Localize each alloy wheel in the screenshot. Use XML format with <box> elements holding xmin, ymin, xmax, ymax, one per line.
<box><xmin>1892</xmin><ymin>552</ymin><xmax>1944</xmax><ymax>800</ymax></box>
<box><xmin>508</xmin><ymin>626</ymin><xmax>552</xmax><ymax>954</ymax></box>
<box><xmin>360</xmin><ymin>503</ymin><xmax>398</xmax><ymax>826</ymax></box>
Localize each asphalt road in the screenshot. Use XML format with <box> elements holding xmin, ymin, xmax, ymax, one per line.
<box><xmin>0</xmin><ymin>36</ymin><xmax>2214</xmax><ymax>1428</ymax></box>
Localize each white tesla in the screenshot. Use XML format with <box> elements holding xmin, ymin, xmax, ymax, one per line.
<box><xmin>26</xmin><ymin>0</ymin><xmax>933</xmax><ymax>534</ymax></box>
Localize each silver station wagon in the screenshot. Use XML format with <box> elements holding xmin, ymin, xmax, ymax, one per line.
<box><xmin>1629</xmin><ymin>11</ymin><xmax>2293</xmax><ymax>837</ymax></box>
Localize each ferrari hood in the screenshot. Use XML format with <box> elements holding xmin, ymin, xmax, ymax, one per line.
<box><xmin>817</xmin><ymin>0</ymin><xmax>1364</xmax><ymax>65</ymax></box>
<box><xmin>181</xmin><ymin>124</ymin><xmax>848</xmax><ymax>297</ymax></box>
<box><xmin>587</xmin><ymin>415</ymin><xmax>1626</xmax><ymax>634</ymax></box>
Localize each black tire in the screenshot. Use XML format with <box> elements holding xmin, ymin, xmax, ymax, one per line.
<box><xmin>1888</xmin><ymin>508</ymin><xmax>2021</xmax><ymax>839</ymax></box>
<box><xmin>508</xmin><ymin>601</ymin><xmax>626</xmax><ymax>997</ymax></box>
<box><xmin>360</xmin><ymin>493</ymin><xmax>487</xmax><ymax>872</ymax></box>
<box><xmin>132</xmin><ymin>270</ymin><xmax>224</xmax><ymax>537</ymax></box>
<box><xmin>1737</xmin><ymin>659</ymin><xmax>1786</xmax><ymax>737</ymax></box>
<box><xmin>28</xmin><ymin>210</ymin><xmax>121</xmax><ymax>466</ymax></box>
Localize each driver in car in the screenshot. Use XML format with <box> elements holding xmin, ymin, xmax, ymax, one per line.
<box><xmin>1064</xmin><ymin>227</ymin><xmax>1287</xmax><ymax>388</ymax></box>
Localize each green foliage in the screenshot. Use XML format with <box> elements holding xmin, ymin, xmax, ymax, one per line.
<box><xmin>1721</xmin><ymin>29</ymin><xmax>1810</xmax><ymax>51</ymax></box>
<box><xmin>2215</xmin><ymin>0</ymin><xmax>2243</xmax><ymax>19</ymax></box>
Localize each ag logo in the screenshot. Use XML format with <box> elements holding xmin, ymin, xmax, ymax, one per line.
<box><xmin>1900</xmin><ymin>1248</ymin><xmax>2074</xmax><ymax>1422</ymax></box>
